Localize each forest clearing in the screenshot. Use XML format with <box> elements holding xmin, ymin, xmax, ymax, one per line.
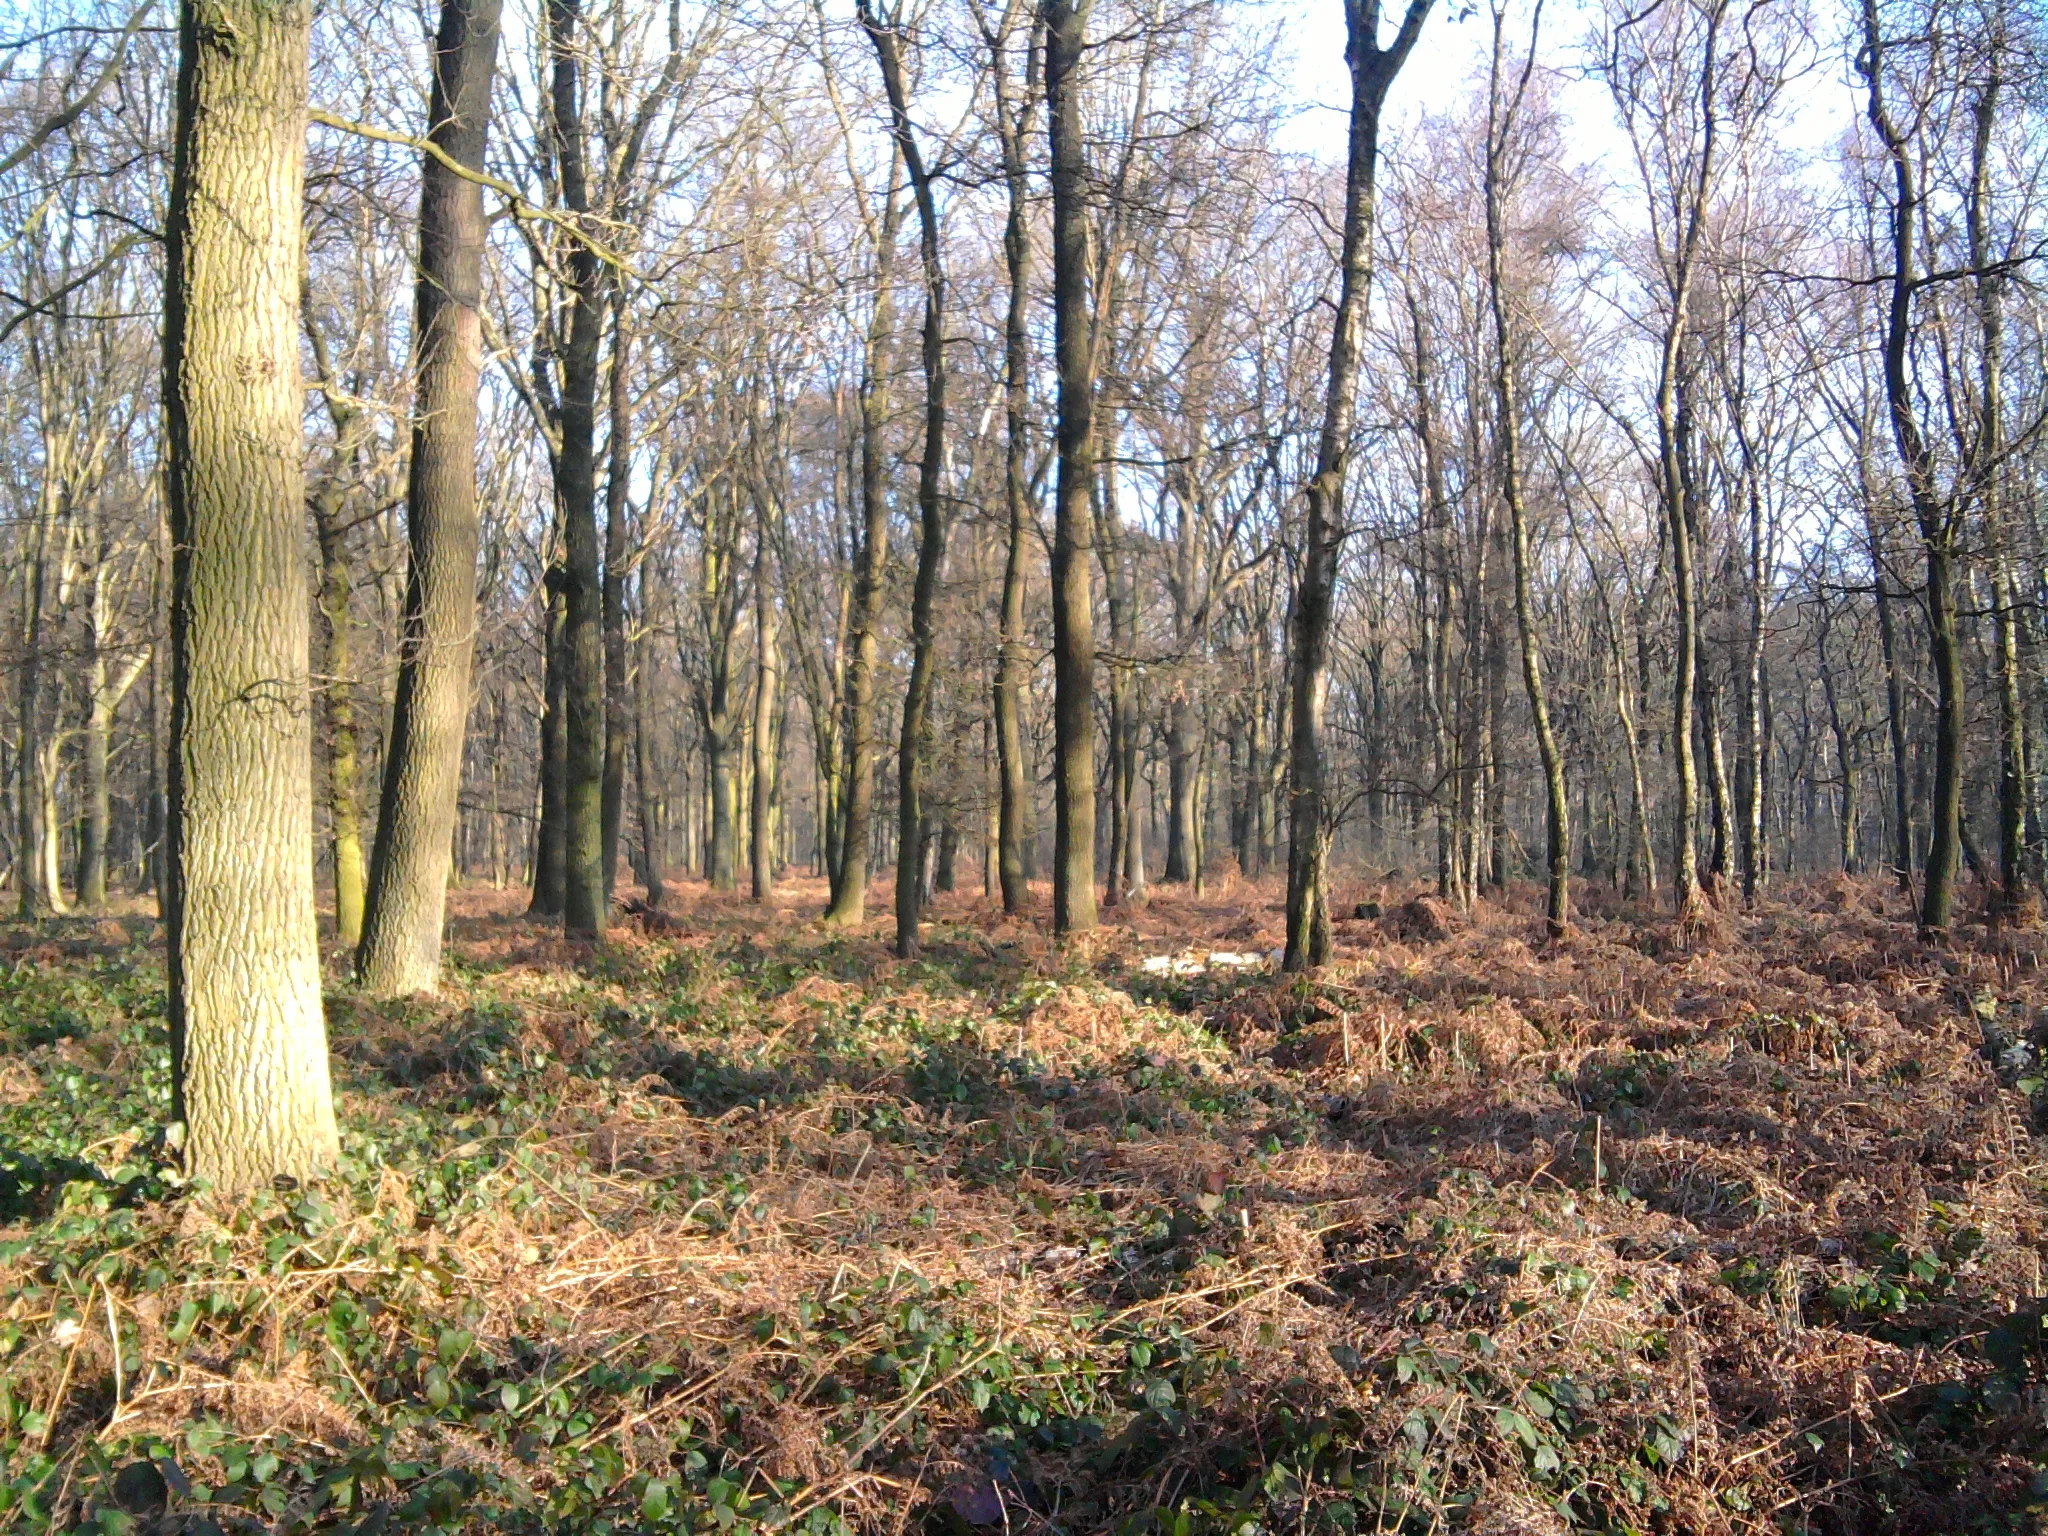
<box><xmin>3</xmin><ymin>876</ymin><xmax>2046</xmax><ymax>1533</ymax></box>
<box><xmin>4</xmin><ymin>0</ymin><xmax>2048</xmax><ymax>1527</ymax></box>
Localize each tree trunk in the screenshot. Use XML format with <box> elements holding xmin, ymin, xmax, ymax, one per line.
<box><xmin>1165</xmin><ymin>693</ymin><xmax>1195</xmax><ymax>882</ymax></box>
<box><xmin>1483</xmin><ymin>7</ymin><xmax>1567</xmax><ymax>935</ymax></box>
<box><xmin>1044</xmin><ymin>0</ymin><xmax>1098</xmax><ymax>937</ymax></box>
<box><xmin>751</xmin><ymin>541</ymin><xmax>779</xmax><ymax>903</ymax></box>
<box><xmin>1285</xmin><ymin>0</ymin><xmax>1430</xmax><ymax>971</ymax></box>
<box><xmin>822</xmin><ymin>170</ymin><xmax>902</xmax><ymax>927</ymax></box>
<box><xmin>356</xmin><ymin>0</ymin><xmax>503</xmax><ymax>994</ymax></box>
<box><xmin>1967</xmin><ymin>64</ymin><xmax>2027</xmax><ymax>919</ymax></box>
<box><xmin>1097</xmin><ymin>457</ymin><xmax>1129</xmax><ymax>909</ymax></box>
<box><xmin>163</xmin><ymin>0</ymin><xmax>337</xmax><ymax>1191</ymax></box>
<box><xmin>1739</xmin><ymin>480</ymin><xmax>1766</xmax><ymax>900</ymax></box>
<box><xmin>986</xmin><ymin>0</ymin><xmax>1037</xmax><ymax>916</ymax></box>
<box><xmin>860</xmin><ymin>1</ymin><xmax>949</xmax><ymax>960</ymax></box>
<box><xmin>633</xmin><ymin>620</ymin><xmax>665</xmax><ymax>906</ymax></box>
<box><xmin>311</xmin><ymin>481</ymin><xmax>364</xmax><ymax>946</ymax></box>
<box><xmin>15</xmin><ymin>450</ymin><xmax>55</xmax><ymax>918</ymax></box>
<box><xmin>548</xmin><ymin>0</ymin><xmax>608</xmax><ymax>940</ymax></box>
<box><xmin>76</xmin><ymin>518</ymin><xmax>117</xmax><ymax>910</ymax></box>
<box><xmin>1662</xmin><ymin>358</ymin><xmax>1702</xmax><ymax>917</ymax></box>
<box><xmin>530</xmin><ymin>571</ymin><xmax>569</xmax><ymax>915</ymax></box>
<box><xmin>1701</xmin><ymin>650</ymin><xmax>1733</xmax><ymax>888</ymax></box>
<box><xmin>601</xmin><ymin>297</ymin><xmax>633</xmax><ymax>903</ymax></box>
<box><xmin>1861</xmin><ymin>0</ymin><xmax>1962</xmax><ymax>933</ymax></box>
<box><xmin>703</xmin><ymin>667</ymin><xmax>738</xmax><ymax>890</ymax></box>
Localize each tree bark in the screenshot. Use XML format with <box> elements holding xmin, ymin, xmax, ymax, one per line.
<box><xmin>356</xmin><ymin>0</ymin><xmax>503</xmax><ymax>994</ymax></box>
<box><xmin>860</xmin><ymin>0</ymin><xmax>949</xmax><ymax>959</ymax></box>
<box><xmin>530</xmin><ymin>569</ymin><xmax>569</xmax><ymax>914</ymax></box>
<box><xmin>77</xmin><ymin>514</ymin><xmax>146</xmax><ymax>909</ymax></box>
<box><xmin>822</xmin><ymin>167</ymin><xmax>902</xmax><ymax>927</ymax></box>
<box><xmin>16</xmin><ymin>489</ymin><xmax>58</xmax><ymax>919</ymax></box>
<box><xmin>1044</xmin><ymin>0</ymin><xmax>1099</xmax><ymax>936</ymax></box>
<box><xmin>633</xmin><ymin>617</ymin><xmax>665</xmax><ymax>906</ymax></box>
<box><xmin>548</xmin><ymin>0</ymin><xmax>608</xmax><ymax>939</ymax></box>
<box><xmin>1966</xmin><ymin>59</ymin><xmax>2027</xmax><ymax>919</ymax></box>
<box><xmin>1284</xmin><ymin>0</ymin><xmax>1431</xmax><ymax>970</ymax></box>
<box><xmin>601</xmin><ymin>296</ymin><xmax>633</xmax><ymax>902</ymax></box>
<box><xmin>988</xmin><ymin>0</ymin><xmax>1039</xmax><ymax>915</ymax></box>
<box><xmin>163</xmin><ymin>0</ymin><xmax>337</xmax><ymax>1191</ymax></box>
<box><xmin>1861</xmin><ymin>0</ymin><xmax>1962</xmax><ymax>933</ymax></box>
<box><xmin>1483</xmin><ymin>1</ymin><xmax>1567</xmax><ymax>935</ymax></box>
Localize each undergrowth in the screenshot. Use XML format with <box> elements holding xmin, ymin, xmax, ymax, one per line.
<box><xmin>1</xmin><ymin>875</ymin><xmax>2046</xmax><ymax>1534</ymax></box>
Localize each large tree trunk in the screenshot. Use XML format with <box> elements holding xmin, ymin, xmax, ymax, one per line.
<box><xmin>356</xmin><ymin>0</ymin><xmax>503</xmax><ymax>994</ymax></box>
<box><xmin>822</xmin><ymin>172</ymin><xmax>901</xmax><ymax>927</ymax></box>
<box><xmin>1044</xmin><ymin>0</ymin><xmax>1098</xmax><ymax>936</ymax></box>
<box><xmin>1284</xmin><ymin>0</ymin><xmax>1430</xmax><ymax>970</ymax></box>
<box><xmin>163</xmin><ymin>0</ymin><xmax>337</xmax><ymax>1191</ymax></box>
<box><xmin>548</xmin><ymin>0</ymin><xmax>608</xmax><ymax>939</ymax></box>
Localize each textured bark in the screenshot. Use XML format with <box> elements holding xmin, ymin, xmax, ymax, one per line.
<box><xmin>548</xmin><ymin>0</ymin><xmax>608</xmax><ymax>939</ymax></box>
<box><xmin>822</xmin><ymin>168</ymin><xmax>901</xmax><ymax>927</ymax></box>
<box><xmin>355</xmin><ymin>0</ymin><xmax>503</xmax><ymax>995</ymax></box>
<box><xmin>163</xmin><ymin>0</ymin><xmax>337</xmax><ymax>1191</ymax></box>
<box><xmin>1284</xmin><ymin>0</ymin><xmax>1430</xmax><ymax>970</ymax></box>
<box><xmin>1043</xmin><ymin>0</ymin><xmax>1097</xmax><ymax>936</ymax></box>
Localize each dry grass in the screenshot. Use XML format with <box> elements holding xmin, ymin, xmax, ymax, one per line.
<box><xmin>3</xmin><ymin>872</ymin><xmax>2046</xmax><ymax>1534</ymax></box>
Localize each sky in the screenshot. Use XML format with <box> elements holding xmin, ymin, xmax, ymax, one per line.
<box><xmin>1267</xmin><ymin>0</ymin><xmax>1863</xmax><ymax>186</ymax></box>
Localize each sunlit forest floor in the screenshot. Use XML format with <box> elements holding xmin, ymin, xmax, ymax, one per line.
<box><xmin>4</xmin><ymin>871</ymin><xmax>2048</xmax><ymax>1534</ymax></box>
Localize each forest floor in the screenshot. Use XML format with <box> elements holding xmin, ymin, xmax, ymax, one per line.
<box><xmin>3</xmin><ymin>871</ymin><xmax>2048</xmax><ymax>1535</ymax></box>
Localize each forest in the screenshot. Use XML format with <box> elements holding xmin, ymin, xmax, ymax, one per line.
<box><xmin>2</xmin><ymin>0</ymin><xmax>2048</xmax><ymax>1528</ymax></box>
